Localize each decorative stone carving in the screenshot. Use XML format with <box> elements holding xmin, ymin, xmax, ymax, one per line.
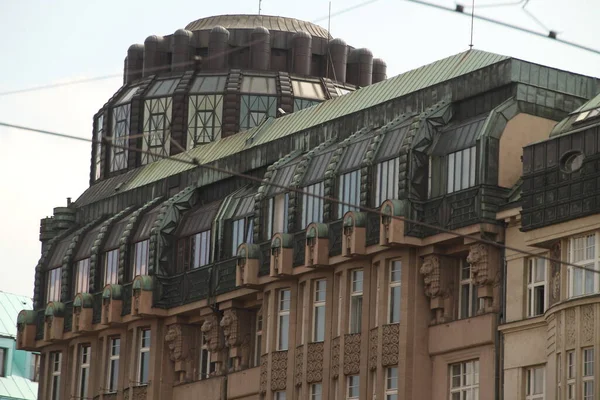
<box><xmin>566</xmin><ymin>309</ymin><xmax>576</xmax><ymax>349</ymax></box>
<box><xmin>550</xmin><ymin>242</ymin><xmax>561</xmax><ymax>305</ymax></box>
<box><xmin>271</xmin><ymin>350</ymin><xmax>288</xmax><ymax>391</ymax></box>
<box><xmin>259</xmin><ymin>354</ymin><xmax>268</xmax><ymax>393</ymax></box>
<box><xmin>420</xmin><ymin>255</ymin><xmax>441</xmax><ymax>297</ymax></box>
<box><xmin>369</xmin><ymin>328</ymin><xmax>378</xmax><ymax>371</ymax></box>
<box><xmin>331</xmin><ymin>336</ymin><xmax>340</xmax><ymax>379</ymax></box>
<box><xmin>165</xmin><ymin>324</ymin><xmax>184</xmax><ymax>361</ymax></box>
<box><xmin>295</xmin><ymin>345</ymin><xmax>304</xmax><ymax>386</ymax></box>
<box><xmin>306</xmin><ymin>342</ymin><xmax>324</xmax><ymax>383</ymax></box>
<box><xmin>420</xmin><ymin>255</ymin><xmax>454</xmax><ymax>323</ymax></box>
<box><xmin>343</xmin><ymin>333</ymin><xmax>361</xmax><ymax>375</ymax></box>
<box><xmin>581</xmin><ymin>305</ymin><xmax>594</xmax><ymax>345</ymax></box>
<box><xmin>382</xmin><ymin>324</ymin><xmax>399</xmax><ymax>366</ymax></box>
<box><xmin>467</xmin><ymin>243</ymin><xmax>500</xmax><ymax>312</ymax></box>
<box><xmin>220</xmin><ymin>309</ymin><xmax>252</xmax><ymax>370</ymax></box>
<box><xmin>201</xmin><ymin>314</ymin><xmax>223</xmax><ymax>352</ymax></box>
<box><xmin>165</xmin><ymin>324</ymin><xmax>194</xmax><ymax>382</ymax></box>
<box><xmin>467</xmin><ymin>244</ymin><xmax>490</xmax><ymax>285</ymax></box>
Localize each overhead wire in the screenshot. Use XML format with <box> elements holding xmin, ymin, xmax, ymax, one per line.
<box><xmin>0</xmin><ymin>120</ymin><xmax>593</xmax><ymax>274</ymax></box>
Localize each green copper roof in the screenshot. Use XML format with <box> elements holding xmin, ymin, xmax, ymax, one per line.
<box><xmin>0</xmin><ymin>375</ymin><xmax>38</xmax><ymax>400</ymax></box>
<box><xmin>0</xmin><ymin>292</ymin><xmax>32</xmax><ymax>338</ymax></box>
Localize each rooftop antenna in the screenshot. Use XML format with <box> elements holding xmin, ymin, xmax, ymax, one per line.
<box><xmin>259</xmin><ymin>0</ymin><xmax>262</xmax><ymax>15</ymax></box>
<box><xmin>326</xmin><ymin>2</ymin><xmax>332</xmax><ymax>79</ymax></box>
<box><xmin>469</xmin><ymin>0</ymin><xmax>475</xmax><ymax>49</ymax></box>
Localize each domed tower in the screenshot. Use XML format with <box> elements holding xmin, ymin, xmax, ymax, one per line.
<box><xmin>91</xmin><ymin>15</ymin><xmax>386</xmax><ymax>183</ymax></box>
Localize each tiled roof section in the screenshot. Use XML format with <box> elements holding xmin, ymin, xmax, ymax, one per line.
<box><xmin>0</xmin><ymin>291</ymin><xmax>32</xmax><ymax>338</ymax></box>
<box><xmin>75</xmin><ymin>50</ymin><xmax>513</xmax><ymax>207</ymax></box>
<box><xmin>185</xmin><ymin>14</ymin><xmax>331</xmax><ymax>39</ymax></box>
<box><xmin>0</xmin><ymin>375</ymin><xmax>38</xmax><ymax>400</ymax></box>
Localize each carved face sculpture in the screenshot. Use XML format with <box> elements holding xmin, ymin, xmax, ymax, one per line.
<box><xmin>164</xmin><ymin>325</ymin><xmax>182</xmax><ymax>361</ymax></box>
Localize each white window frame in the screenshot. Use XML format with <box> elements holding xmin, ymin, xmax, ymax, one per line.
<box><xmin>254</xmin><ymin>311</ymin><xmax>263</xmax><ymax>367</ymax></box>
<box><xmin>311</xmin><ymin>383</ymin><xmax>322</xmax><ymax>400</ymax></box>
<box><xmin>104</xmin><ymin>249</ymin><xmax>119</xmax><ymax>286</ymax></box>
<box><xmin>50</xmin><ymin>352</ymin><xmax>61</xmax><ymax>400</ymax></box>
<box><xmin>106</xmin><ymin>337</ymin><xmax>120</xmax><ymax>393</ymax></box>
<box><xmin>274</xmin><ymin>391</ymin><xmax>287</xmax><ymax>400</ymax></box>
<box><xmin>375</xmin><ymin>157</ymin><xmax>400</xmax><ymax>206</ymax></box>
<box><xmin>133</xmin><ymin>240</ymin><xmax>150</xmax><ymax>278</ymax></box>
<box><xmin>583</xmin><ymin>347</ymin><xmax>594</xmax><ymax>400</ymax></box>
<box><xmin>389</xmin><ymin>261</ymin><xmax>401</xmax><ymax>324</ymax></box>
<box><xmin>74</xmin><ymin>258</ymin><xmax>90</xmax><ymax>294</ymax></box>
<box><xmin>568</xmin><ymin>233</ymin><xmax>599</xmax><ymax>298</ymax></box>
<box><xmin>567</xmin><ymin>350</ymin><xmax>575</xmax><ymax>400</ymax></box>
<box><xmin>47</xmin><ymin>268</ymin><xmax>62</xmax><ymax>303</ymax></box>
<box><xmin>138</xmin><ymin>328</ymin><xmax>151</xmax><ymax>385</ymax></box>
<box><xmin>349</xmin><ymin>269</ymin><xmax>363</xmax><ymax>334</ymax></box>
<box><xmin>527</xmin><ymin>258</ymin><xmax>547</xmax><ymax>317</ymax></box>
<box><xmin>525</xmin><ymin>366</ymin><xmax>545</xmax><ymax>400</ymax></box>
<box><xmin>338</xmin><ymin>170</ymin><xmax>361</xmax><ymax>217</ymax></box>
<box><xmin>313</xmin><ymin>280</ymin><xmax>326</xmax><ymax>342</ymax></box>
<box><xmin>199</xmin><ymin>329</ymin><xmax>212</xmax><ymax>380</ymax></box>
<box><xmin>347</xmin><ymin>375</ymin><xmax>360</xmax><ymax>399</ymax></box>
<box><xmin>277</xmin><ymin>289</ymin><xmax>291</xmax><ymax>351</ymax></box>
<box><xmin>78</xmin><ymin>344</ymin><xmax>90</xmax><ymax>399</ymax></box>
<box><xmin>386</xmin><ymin>367</ymin><xmax>399</xmax><ymax>400</ymax></box>
<box><xmin>459</xmin><ymin>259</ymin><xmax>477</xmax><ymax>319</ymax></box>
<box><xmin>268</xmin><ymin>193</ymin><xmax>289</xmax><ymax>238</ymax></box>
<box><xmin>450</xmin><ymin>359</ymin><xmax>479</xmax><ymax>400</ymax></box>
<box><xmin>302</xmin><ymin>182</ymin><xmax>324</xmax><ymax>228</ymax></box>
<box><xmin>232</xmin><ymin>216</ymin><xmax>254</xmax><ymax>255</ymax></box>
<box><xmin>447</xmin><ymin>146</ymin><xmax>476</xmax><ymax>194</ymax></box>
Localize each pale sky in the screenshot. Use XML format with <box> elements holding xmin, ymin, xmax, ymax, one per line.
<box><xmin>0</xmin><ymin>0</ymin><xmax>599</xmax><ymax>299</ymax></box>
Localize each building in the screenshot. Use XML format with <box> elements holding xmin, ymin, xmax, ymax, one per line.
<box><xmin>0</xmin><ymin>291</ymin><xmax>39</xmax><ymax>400</ymax></box>
<box><xmin>15</xmin><ymin>13</ymin><xmax>600</xmax><ymax>400</ymax></box>
<box><xmin>499</xmin><ymin>91</ymin><xmax>600</xmax><ymax>400</ymax></box>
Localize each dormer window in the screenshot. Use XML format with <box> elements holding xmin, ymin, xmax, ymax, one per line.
<box><xmin>447</xmin><ymin>147</ymin><xmax>476</xmax><ymax>194</ymax></box>
<box><xmin>240</xmin><ymin>76</ymin><xmax>277</xmax><ymax>130</ymax></box>
<box><xmin>104</xmin><ymin>249</ymin><xmax>119</xmax><ymax>286</ymax></box>
<box><xmin>338</xmin><ymin>170</ymin><xmax>361</xmax><ymax>217</ymax></box>
<box><xmin>47</xmin><ymin>268</ymin><xmax>61</xmax><ymax>303</ymax></box>
<box><xmin>232</xmin><ymin>217</ymin><xmax>254</xmax><ymax>255</ymax></box>
<box><xmin>187</xmin><ymin>75</ymin><xmax>227</xmax><ymax>147</ymax></box>
<box><xmin>142</xmin><ymin>78</ymin><xmax>180</xmax><ymax>165</ymax></box>
<box><xmin>375</xmin><ymin>157</ymin><xmax>399</xmax><ymax>206</ymax></box>
<box><xmin>292</xmin><ymin>79</ymin><xmax>325</xmax><ymax>111</ymax></box>
<box><xmin>302</xmin><ymin>182</ymin><xmax>324</xmax><ymax>228</ymax></box>
<box><xmin>74</xmin><ymin>258</ymin><xmax>90</xmax><ymax>294</ymax></box>
<box><xmin>132</xmin><ymin>240</ymin><xmax>149</xmax><ymax>278</ymax></box>
<box><xmin>110</xmin><ymin>86</ymin><xmax>139</xmax><ymax>172</ymax></box>
<box><xmin>94</xmin><ymin>114</ymin><xmax>104</xmax><ymax>181</ymax></box>
<box><xmin>267</xmin><ymin>193</ymin><xmax>289</xmax><ymax>238</ymax></box>
<box><xmin>177</xmin><ymin>230</ymin><xmax>212</xmax><ymax>271</ymax></box>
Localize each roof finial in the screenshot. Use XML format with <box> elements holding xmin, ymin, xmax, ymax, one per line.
<box><xmin>469</xmin><ymin>0</ymin><xmax>475</xmax><ymax>49</ymax></box>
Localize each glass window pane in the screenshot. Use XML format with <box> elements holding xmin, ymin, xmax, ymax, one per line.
<box><xmin>447</xmin><ymin>153</ymin><xmax>455</xmax><ymax>193</ymax></box>
<box><xmin>462</xmin><ymin>148</ymin><xmax>470</xmax><ymax>190</ymax></box>
<box><xmin>389</xmin><ymin>286</ymin><xmax>401</xmax><ymax>323</ymax></box>
<box><xmin>470</xmin><ymin>147</ymin><xmax>477</xmax><ymax>187</ymax></box>
<box><xmin>454</xmin><ymin>150</ymin><xmax>462</xmax><ymax>191</ymax></box>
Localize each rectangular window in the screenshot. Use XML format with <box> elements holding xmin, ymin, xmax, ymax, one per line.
<box><xmin>302</xmin><ymin>182</ymin><xmax>324</xmax><ymax>228</ymax></box>
<box><xmin>74</xmin><ymin>258</ymin><xmax>90</xmax><ymax>294</ymax></box>
<box><xmin>138</xmin><ymin>329</ymin><xmax>151</xmax><ymax>385</ymax></box>
<box><xmin>375</xmin><ymin>157</ymin><xmax>399</xmax><ymax>206</ymax></box>
<box><xmin>232</xmin><ymin>217</ymin><xmax>254</xmax><ymax>255</ymax></box>
<box><xmin>459</xmin><ymin>259</ymin><xmax>478</xmax><ymax>319</ymax></box>
<box><xmin>274</xmin><ymin>392</ymin><xmax>287</xmax><ymax>400</ymax></box>
<box><xmin>313</xmin><ymin>280</ymin><xmax>326</xmax><ymax>342</ymax></box>
<box><xmin>142</xmin><ymin>97</ymin><xmax>173</xmax><ymax>165</ymax></box>
<box><xmin>78</xmin><ymin>345</ymin><xmax>90</xmax><ymax>399</ymax></box>
<box><xmin>199</xmin><ymin>330</ymin><xmax>214</xmax><ymax>380</ymax></box>
<box><xmin>347</xmin><ymin>375</ymin><xmax>360</xmax><ymax>399</ymax></box>
<box><xmin>450</xmin><ymin>360</ymin><xmax>479</xmax><ymax>400</ymax></box>
<box><xmin>177</xmin><ymin>230</ymin><xmax>212</xmax><ymax>271</ymax></box>
<box><xmin>94</xmin><ymin>115</ymin><xmax>104</xmax><ymax>181</ymax></box>
<box><xmin>311</xmin><ymin>383</ymin><xmax>322</xmax><ymax>400</ymax></box>
<box><xmin>583</xmin><ymin>348</ymin><xmax>594</xmax><ymax>400</ymax></box>
<box><xmin>338</xmin><ymin>170</ymin><xmax>361</xmax><ymax>217</ymax></box>
<box><xmin>46</xmin><ymin>268</ymin><xmax>62</xmax><ymax>303</ymax></box>
<box><xmin>111</xmin><ymin>104</ymin><xmax>130</xmax><ymax>172</ymax></box>
<box><xmin>0</xmin><ymin>348</ymin><xmax>5</xmax><ymax>377</ymax></box>
<box><xmin>133</xmin><ymin>240</ymin><xmax>149</xmax><ymax>278</ymax></box>
<box><xmin>386</xmin><ymin>367</ymin><xmax>399</xmax><ymax>400</ymax></box>
<box><xmin>187</xmin><ymin>94</ymin><xmax>224</xmax><ymax>147</ymax></box>
<box><xmin>526</xmin><ymin>366</ymin><xmax>545</xmax><ymax>400</ymax></box>
<box><xmin>349</xmin><ymin>269</ymin><xmax>364</xmax><ymax>334</ymax></box>
<box><xmin>104</xmin><ymin>249</ymin><xmax>119</xmax><ymax>286</ymax></box>
<box><xmin>107</xmin><ymin>337</ymin><xmax>120</xmax><ymax>393</ymax></box>
<box><xmin>568</xmin><ymin>233</ymin><xmax>598</xmax><ymax>298</ymax></box>
<box><xmin>447</xmin><ymin>146</ymin><xmax>476</xmax><ymax>193</ymax></box>
<box><xmin>30</xmin><ymin>353</ymin><xmax>40</xmax><ymax>382</ymax></box>
<box><xmin>268</xmin><ymin>193</ymin><xmax>289</xmax><ymax>238</ymax></box>
<box><xmin>557</xmin><ymin>353</ymin><xmax>562</xmax><ymax>400</ymax></box>
<box><xmin>567</xmin><ymin>350</ymin><xmax>575</xmax><ymax>400</ymax></box>
<box><xmin>254</xmin><ymin>311</ymin><xmax>263</xmax><ymax>367</ymax></box>
<box><xmin>389</xmin><ymin>261</ymin><xmax>401</xmax><ymax>323</ymax></box>
<box><xmin>278</xmin><ymin>289</ymin><xmax>291</xmax><ymax>350</ymax></box>
<box><xmin>527</xmin><ymin>258</ymin><xmax>547</xmax><ymax>316</ymax></box>
<box><xmin>240</xmin><ymin>95</ymin><xmax>277</xmax><ymax>130</ymax></box>
<box><xmin>50</xmin><ymin>352</ymin><xmax>61</xmax><ymax>400</ymax></box>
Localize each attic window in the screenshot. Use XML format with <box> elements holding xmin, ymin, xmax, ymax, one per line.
<box><xmin>573</xmin><ymin>107</ymin><xmax>600</xmax><ymax>125</ymax></box>
<box><xmin>560</xmin><ymin>151</ymin><xmax>584</xmax><ymax>173</ymax></box>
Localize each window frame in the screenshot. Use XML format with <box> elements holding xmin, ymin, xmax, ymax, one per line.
<box><xmin>231</xmin><ymin>216</ymin><xmax>254</xmax><ymax>256</ymax></box>
<box><xmin>132</xmin><ymin>240</ymin><xmax>150</xmax><ymax>278</ymax></box>
<box><xmin>349</xmin><ymin>269</ymin><xmax>364</xmax><ymax>334</ymax></box>
<box><xmin>77</xmin><ymin>344</ymin><xmax>91</xmax><ymax>399</ymax></box>
<box><xmin>138</xmin><ymin>328</ymin><xmax>151</xmax><ymax>385</ymax></box>
<box><xmin>338</xmin><ymin>170</ymin><xmax>361</xmax><ymax>218</ymax></box>
<box><xmin>388</xmin><ymin>260</ymin><xmax>401</xmax><ymax>324</ymax></box>
<box><xmin>0</xmin><ymin>348</ymin><xmax>5</xmax><ymax>377</ymax></box>
<box><xmin>104</xmin><ymin>249</ymin><xmax>119</xmax><ymax>286</ymax></box>
<box><xmin>525</xmin><ymin>365</ymin><xmax>545</xmax><ymax>400</ymax></box>
<box><xmin>50</xmin><ymin>352</ymin><xmax>61</xmax><ymax>400</ymax></box>
<box><xmin>311</xmin><ymin>382</ymin><xmax>323</xmax><ymax>400</ymax></box>
<box><xmin>277</xmin><ymin>289</ymin><xmax>291</xmax><ymax>351</ymax></box>
<box><xmin>302</xmin><ymin>181</ymin><xmax>324</xmax><ymax>228</ymax></box>
<box><xmin>375</xmin><ymin>157</ymin><xmax>400</xmax><ymax>206</ymax></box>
<box><xmin>583</xmin><ymin>347</ymin><xmax>594</xmax><ymax>400</ymax></box>
<box><xmin>567</xmin><ymin>350</ymin><xmax>575</xmax><ymax>400</ymax></box>
<box><xmin>568</xmin><ymin>233</ymin><xmax>599</xmax><ymax>298</ymax></box>
<box><xmin>347</xmin><ymin>374</ymin><xmax>360</xmax><ymax>399</ymax></box>
<box><xmin>267</xmin><ymin>193</ymin><xmax>289</xmax><ymax>238</ymax></box>
<box><xmin>110</xmin><ymin>103</ymin><xmax>131</xmax><ymax>172</ymax></box>
<box><xmin>239</xmin><ymin>94</ymin><xmax>277</xmax><ymax>131</ymax></box>
<box><xmin>107</xmin><ymin>337</ymin><xmax>120</xmax><ymax>393</ymax></box>
<box><xmin>177</xmin><ymin>230</ymin><xmax>212</xmax><ymax>271</ymax></box>
<box><xmin>94</xmin><ymin>114</ymin><xmax>104</xmax><ymax>181</ymax></box>
<box><xmin>449</xmin><ymin>359</ymin><xmax>480</xmax><ymax>400</ymax></box>
<box><xmin>30</xmin><ymin>353</ymin><xmax>40</xmax><ymax>382</ymax></box>
<box><xmin>527</xmin><ymin>257</ymin><xmax>548</xmax><ymax>317</ymax></box>
<box><xmin>74</xmin><ymin>258</ymin><xmax>90</xmax><ymax>295</ymax></box>
<box><xmin>46</xmin><ymin>268</ymin><xmax>62</xmax><ymax>303</ymax></box>
<box><xmin>254</xmin><ymin>311</ymin><xmax>263</xmax><ymax>367</ymax></box>
<box><xmin>198</xmin><ymin>328</ymin><xmax>213</xmax><ymax>380</ymax></box>
<box><xmin>458</xmin><ymin>259</ymin><xmax>478</xmax><ymax>319</ymax></box>
<box><xmin>312</xmin><ymin>279</ymin><xmax>326</xmax><ymax>342</ymax></box>
<box><xmin>446</xmin><ymin>146</ymin><xmax>477</xmax><ymax>194</ymax></box>
<box><xmin>386</xmin><ymin>367</ymin><xmax>399</xmax><ymax>400</ymax></box>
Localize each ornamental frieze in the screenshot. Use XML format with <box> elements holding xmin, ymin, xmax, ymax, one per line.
<box><xmin>306</xmin><ymin>342</ymin><xmax>324</xmax><ymax>383</ymax></box>
<box><xmin>271</xmin><ymin>350</ymin><xmax>288</xmax><ymax>391</ymax></box>
<box><xmin>343</xmin><ymin>333</ymin><xmax>361</xmax><ymax>375</ymax></box>
<box><xmin>381</xmin><ymin>323</ymin><xmax>399</xmax><ymax>366</ymax></box>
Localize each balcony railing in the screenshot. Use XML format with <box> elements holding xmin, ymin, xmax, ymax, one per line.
<box><xmin>366</xmin><ymin>212</ymin><xmax>380</xmax><ymax>246</ymax></box>
<box><xmin>92</xmin><ymin>292</ymin><xmax>102</xmax><ymax>324</ymax></box>
<box><xmin>258</xmin><ymin>241</ymin><xmax>270</xmax><ymax>276</ymax></box>
<box><xmin>34</xmin><ymin>310</ymin><xmax>44</xmax><ymax>340</ymax></box>
<box><xmin>328</xmin><ymin>219</ymin><xmax>343</xmax><ymax>256</ymax></box>
<box><xmin>64</xmin><ymin>301</ymin><xmax>73</xmax><ymax>332</ymax></box>
<box><xmin>293</xmin><ymin>231</ymin><xmax>306</xmax><ymax>267</ymax></box>
<box><xmin>122</xmin><ymin>283</ymin><xmax>132</xmax><ymax>316</ymax></box>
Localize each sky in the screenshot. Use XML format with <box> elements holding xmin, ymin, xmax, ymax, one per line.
<box><xmin>0</xmin><ymin>0</ymin><xmax>599</xmax><ymax>299</ymax></box>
